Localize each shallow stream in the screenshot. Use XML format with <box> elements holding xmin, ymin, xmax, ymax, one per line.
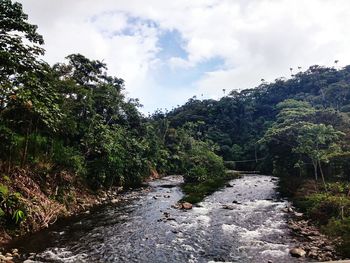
<box><xmin>10</xmin><ymin>175</ymin><xmax>301</xmax><ymax>263</ymax></box>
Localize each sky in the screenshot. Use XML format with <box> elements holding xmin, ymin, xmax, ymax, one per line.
<box><xmin>18</xmin><ymin>0</ymin><xmax>350</xmax><ymax>113</ymax></box>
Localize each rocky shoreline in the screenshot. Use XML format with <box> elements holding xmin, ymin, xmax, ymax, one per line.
<box><xmin>1</xmin><ymin>177</ymin><xmax>347</xmax><ymax>263</ymax></box>
<box><xmin>286</xmin><ymin>206</ymin><xmax>344</xmax><ymax>262</ymax></box>
<box><xmin>0</xmin><ymin>185</ymin><xmax>152</xmax><ymax>263</ymax></box>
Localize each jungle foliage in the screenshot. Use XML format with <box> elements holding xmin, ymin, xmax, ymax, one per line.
<box><xmin>0</xmin><ymin>1</ymin><xmax>225</xmax><ymax>226</ymax></box>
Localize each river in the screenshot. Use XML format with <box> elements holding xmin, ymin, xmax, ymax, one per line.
<box><xmin>10</xmin><ymin>175</ymin><xmax>303</xmax><ymax>263</ymax></box>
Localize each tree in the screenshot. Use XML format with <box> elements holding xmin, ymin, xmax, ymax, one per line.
<box><xmin>260</xmin><ymin>99</ymin><xmax>345</xmax><ymax>184</ymax></box>
<box><xmin>294</xmin><ymin>123</ymin><xmax>344</xmax><ymax>187</ymax></box>
<box><xmin>0</xmin><ymin>1</ymin><xmax>63</xmax><ymax>167</ymax></box>
<box><xmin>0</xmin><ymin>0</ymin><xmax>45</xmax><ymax>110</ymax></box>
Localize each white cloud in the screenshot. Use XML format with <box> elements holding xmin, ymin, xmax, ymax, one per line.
<box><xmin>17</xmin><ymin>0</ymin><xmax>350</xmax><ymax>112</ymax></box>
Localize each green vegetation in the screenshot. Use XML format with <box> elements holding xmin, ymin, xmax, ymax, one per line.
<box><xmin>0</xmin><ymin>0</ymin><xmax>226</xmax><ymax>235</ymax></box>
<box><xmin>164</xmin><ymin>67</ymin><xmax>350</xmax><ymax>256</ymax></box>
<box><xmin>293</xmin><ymin>181</ymin><xmax>350</xmax><ymax>256</ymax></box>
<box><xmin>1</xmin><ymin>0</ymin><xmax>350</xmax><ymax>257</ymax></box>
<box><xmin>181</xmin><ymin>171</ymin><xmax>239</xmax><ymax>204</ymax></box>
<box><xmin>0</xmin><ymin>184</ymin><xmax>25</xmax><ymax>225</ymax></box>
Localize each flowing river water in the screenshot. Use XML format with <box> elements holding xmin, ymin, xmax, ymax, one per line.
<box><xmin>10</xmin><ymin>175</ymin><xmax>304</xmax><ymax>263</ymax></box>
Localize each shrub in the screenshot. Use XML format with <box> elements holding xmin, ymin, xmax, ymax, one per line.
<box><xmin>323</xmin><ymin>217</ymin><xmax>350</xmax><ymax>257</ymax></box>
<box><xmin>52</xmin><ymin>140</ymin><xmax>86</xmax><ymax>175</ymax></box>
<box><xmin>183</xmin><ymin>140</ymin><xmax>225</xmax><ymax>183</ymax></box>
<box><xmin>297</xmin><ymin>193</ymin><xmax>350</xmax><ymax>225</ymax></box>
<box><xmin>0</xmin><ymin>184</ymin><xmax>26</xmax><ymax>225</ymax></box>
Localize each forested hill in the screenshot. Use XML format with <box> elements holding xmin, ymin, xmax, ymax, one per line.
<box><xmin>161</xmin><ymin>66</ymin><xmax>350</xmax><ymax>256</ymax></box>
<box><xmin>165</xmin><ymin>65</ymin><xmax>350</xmax><ymax>174</ymax></box>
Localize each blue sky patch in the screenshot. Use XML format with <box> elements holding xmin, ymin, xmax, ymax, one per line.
<box><xmin>155</xmin><ymin>56</ymin><xmax>225</xmax><ymax>89</ymax></box>
<box><xmin>157</xmin><ymin>29</ymin><xmax>188</xmax><ymax>60</ymax></box>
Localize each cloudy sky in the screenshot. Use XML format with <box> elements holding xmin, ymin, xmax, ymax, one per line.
<box><xmin>18</xmin><ymin>0</ymin><xmax>350</xmax><ymax>113</ymax></box>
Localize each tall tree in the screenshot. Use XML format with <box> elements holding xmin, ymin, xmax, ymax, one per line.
<box><xmin>0</xmin><ymin>0</ymin><xmax>44</xmax><ymax>111</ymax></box>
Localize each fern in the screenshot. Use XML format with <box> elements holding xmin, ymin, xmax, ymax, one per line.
<box><xmin>12</xmin><ymin>209</ymin><xmax>25</xmax><ymax>224</ymax></box>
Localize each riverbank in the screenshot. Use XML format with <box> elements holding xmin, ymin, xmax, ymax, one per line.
<box><xmin>2</xmin><ymin>173</ymin><xmax>347</xmax><ymax>262</ymax></box>
<box><xmin>3</xmin><ymin>175</ymin><xmax>303</xmax><ymax>262</ymax></box>
<box><xmin>286</xmin><ymin>206</ymin><xmax>341</xmax><ymax>261</ymax></box>
<box><xmin>0</xmin><ymin>167</ymin><xmax>131</xmax><ymax>248</ymax></box>
<box><xmin>279</xmin><ymin>176</ymin><xmax>350</xmax><ymax>260</ymax></box>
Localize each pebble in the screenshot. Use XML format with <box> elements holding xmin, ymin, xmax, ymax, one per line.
<box><xmin>181</xmin><ymin>202</ymin><xmax>193</xmax><ymax>210</ymax></box>
<box><xmin>110</xmin><ymin>198</ymin><xmax>119</xmax><ymax>204</ymax></box>
<box><xmin>222</xmin><ymin>204</ymin><xmax>234</xmax><ymax>210</ymax></box>
<box><xmin>290</xmin><ymin>247</ymin><xmax>306</xmax><ymax>257</ymax></box>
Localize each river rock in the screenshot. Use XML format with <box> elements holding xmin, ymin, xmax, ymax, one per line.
<box><xmin>222</xmin><ymin>205</ymin><xmax>234</xmax><ymax>210</ymax></box>
<box><xmin>181</xmin><ymin>202</ymin><xmax>193</xmax><ymax>210</ymax></box>
<box><xmin>163</xmin><ymin>212</ymin><xmax>170</xmax><ymax>218</ymax></box>
<box><xmin>289</xmin><ymin>247</ymin><xmax>306</xmax><ymax>257</ymax></box>
<box><xmin>110</xmin><ymin>198</ymin><xmax>119</xmax><ymax>204</ymax></box>
<box><xmin>307</xmin><ymin>249</ymin><xmax>318</xmax><ymax>258</ymax></box>
<box><xmin>294</xmin><ymin>211</ymin><xmax>303</xmax><ymax>217</ymax></box>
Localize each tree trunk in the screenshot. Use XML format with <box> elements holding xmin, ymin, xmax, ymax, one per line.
<box><xmin>318</xmin><ymin>160</ymin><xmax>327</xmax><ymax>191</ymax></box>
<box><xmin>313</xmin><ymin>160</ymin><xmax>318</xmax><ymax>181</ymax></box>
<box><xmin>21</xmin><ymin>119</ymin><xmax>32</xmax><ymax>167</ymax></box>
<box><xmin>32</xmin><ymin>121</ymin><xmax>38</xmax><ymax>161</ymax></box>
<box><xmin>7</xmin><ymin>145</ymin><xmax>12</xmax><ymax>174</ymax></box>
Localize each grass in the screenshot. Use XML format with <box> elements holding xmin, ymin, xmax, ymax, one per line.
<box><xmin>180</xmin><ymin>171</ymin><xmax>241</xmax><ymax>204</ymax></box>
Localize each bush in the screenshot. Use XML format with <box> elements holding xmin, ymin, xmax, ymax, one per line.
<box><xmin>323</xmin><ymin>217</ymin><xmax>350</xmax><ymax>257</ymax></box>
<box><xmin>0</xmin><ymin>184</ymin><xmax>26</xmax><ymax>225</ymax></box>
<box><xmin>181</xmin><ymin>177</ymin><xmax>225</xmax><ymax>203</ymax></box>
<box><xmin>52</xmin><ymin>140</ymin><xmax>86</xmax><ymax>175</ymax></box>
<box><xmin>183</xmin><ymin>140</ymin><xmax>225</xmax><ymax>183</ymax></box>
<box><xmin>297</xmin><ymin>193</ymin><xmax>350</xmax><ymax>225</ymax></box>
<box><xmin>179</xmin><ymin>140</ymin><xmax>230</xmax><ymax>203</ymax></box>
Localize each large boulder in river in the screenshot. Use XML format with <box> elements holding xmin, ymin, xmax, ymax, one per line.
<box><xmin>181</xmin><ymin>202</ymin><xmax>193</xmax><ymax>210</ymax></box>
<box><xmin>289</xmin><ymin>247</ymin><xmax>306</xmax><ymax>257</ymax></box>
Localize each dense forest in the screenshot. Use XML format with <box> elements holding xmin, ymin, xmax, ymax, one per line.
<box><xmin>1</xmin><ymin>0</ymin><xmax>350</xmax><ymax>258</ymax></box>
